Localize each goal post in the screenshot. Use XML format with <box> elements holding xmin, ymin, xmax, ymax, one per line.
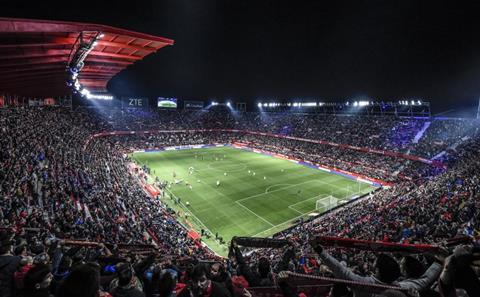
<box><xmin>315</xmin><ymin>195</ymin><xmax>339</xmax><ymax>212</ymax></box>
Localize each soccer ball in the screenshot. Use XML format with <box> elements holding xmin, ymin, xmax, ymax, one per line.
<box><xmin>264</xmin><ymin>176</ymin><xmax>267</xmax><ymax>180</ymax></box>
<box><xmin>186</xmin><ymin>201</ymin><xmax>190</xmax><ymax>206</ymax></box>
<box><xmin>224</xmin><ymin>172</ymin><xmax>227</xmax><ymax>176</ymax></box>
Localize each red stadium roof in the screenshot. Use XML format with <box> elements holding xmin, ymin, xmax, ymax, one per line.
<box><xmin>0</xmin><ymin>17</ymin><xmax>174</xmax><ymax>97</ymax></box>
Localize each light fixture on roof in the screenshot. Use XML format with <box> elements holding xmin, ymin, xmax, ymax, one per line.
<box><xmin>87</xmin><ymin>93</ymin><xmax>113</xmax><ymax>100</ymax></box>
<box><xmin>74</xmin><ymin>79</ymin><xmax>81</xmax><ymax>91</ymax></box>
<box><xmin>80</xmin><ymin>88</ymin><xmax>90</xmax><ymax>96</ymax></box>
<box><xmin>358</xmin><ymin>101</ymin><xmax>369</xmax><ymax>107</ymax></box>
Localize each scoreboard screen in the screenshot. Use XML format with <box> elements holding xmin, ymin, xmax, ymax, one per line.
<box><xmin>157</xmin><ymin>97</ymin><xmax>177</xmax><ymax>108</ymax></box>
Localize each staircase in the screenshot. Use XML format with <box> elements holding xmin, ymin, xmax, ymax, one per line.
<box><xmin>412</xmin><ymin>121</ymin><xmax>431</xmax><ymax>144</ymax></box>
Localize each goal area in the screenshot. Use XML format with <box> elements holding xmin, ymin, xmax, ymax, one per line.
<box><xmin>315</xmin><ymin>195</ymin><xmax>339</xmax><ymax>212</ymax></box>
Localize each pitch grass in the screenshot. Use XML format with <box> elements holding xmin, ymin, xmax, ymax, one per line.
<box><xmin>131</xmin><ymin>146</ymin><xmax>376</xmax><ymax>255</ymax></box>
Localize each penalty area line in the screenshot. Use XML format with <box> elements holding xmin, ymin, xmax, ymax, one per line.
<box><xmin>199</xmin><ymin>179</ymin><xmax>276</xmax><ymax>228</ymax></box>
<box><xmin>235</xmin><ymin>201</ymin><xmax>275</xmax><ymax>227</ymax></box>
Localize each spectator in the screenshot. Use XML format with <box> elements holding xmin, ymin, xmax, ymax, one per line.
<box><xmin>0</xmin><ymin>231</ymin><xmax>21</xmax><ymax>297</ymax></box>
<box><xmin>23</xmin><ymin>264</ymin><xmax>53</xmax><ymax>297</ymax></box>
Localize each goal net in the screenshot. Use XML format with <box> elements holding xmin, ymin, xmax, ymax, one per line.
<box><xmin>315</xmin><ymin>195</ymin><xmax>339</xmax><ymax>212</ymax></box>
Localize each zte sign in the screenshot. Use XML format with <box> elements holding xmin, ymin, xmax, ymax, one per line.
<box><xmin>122</xmin><ymin>97</ymin><xmax>148</xmax><ymax>108</ymax></box>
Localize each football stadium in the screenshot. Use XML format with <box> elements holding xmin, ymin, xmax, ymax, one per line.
<box><xmin>1</xmin><ymin>3</ymin><xmax>480</xmax><ymax>297</ymax></box>
<box><xmin>131</xmin><ymin>146</ymin><xmax>375</xmax><ymax>252</ymax></box>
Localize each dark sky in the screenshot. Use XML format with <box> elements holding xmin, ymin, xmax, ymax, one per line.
<box><xmin>3</xmin><ymin>1</ymin><xmax>480</xmax><ymax>115</ymax></box>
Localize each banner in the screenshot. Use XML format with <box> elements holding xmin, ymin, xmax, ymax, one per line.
<box><xmin>184</xmin><ymin>100</ymin><xmax>204</xmax><ymax>109</ymax></box>
<box><xmin>233</xmin><ymin>236</ymin><xmax>290</xmax><ymax>249</ymax></box>
<box><xmin>121</xmin><ymin>97</ymin><xmax>148</xmax><ymax>108</ymax></box>
<box><xmin>44</xmin><ymin>98</ymin><xmax>56</xmax><ymax>106</ymax></box>
<box><xmin>311</xmin><ymin>236</ymin><xmax>440</xmax><ymax>253</ymax></box>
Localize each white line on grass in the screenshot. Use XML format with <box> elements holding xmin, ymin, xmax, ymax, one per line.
<box><xmin>164</xmin><ymin>188</ymin><xmax>217</xmax><ymax>238</ymax></box>
<box><xmin>235</xmin><ymin>201</ymin><xmax>275</xmax><ymax>227</ymax></box>
<box><xmin>287</xmin><ymin>206</ymin><xmax>304</xmax><ymax>216</ymax></box>
<box><xmin>198</xmin><ymin>180</ymin><xmax>276</xmax><ymax>227</ymax></box>
<box><xmin>314</xmin><ymin>179</ymin><xmax>370</xmax><ymax>199</ymax></box>
<box><xmin>287</xmin><ymin>194</ymin><xmax>329</xmax><ymax>214</ymax></box>
<box><xmin>251</xmin><ymin>208</ymin><xmax>317</xmax><ymax>237</ymax></box>
<box><xmin>236</xmin><ymin>180</ymin><xmax>318</xmax><ymax>204</ymax></box>
<box><xmin>265</xmin><ymin>184</ymin><xmax>293</xmax><ymax>193</ymax></box>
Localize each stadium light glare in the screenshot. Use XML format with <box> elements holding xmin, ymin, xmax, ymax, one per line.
<box><xmin>226</xmin><ymin>102</ymin><xmax>231</xmax><ymax>107</ymax></box>
<box><xmin>74</xmin><ymin>79</ymin><xmax>81</xmax><ymax>91</ymax></box>
<box><xmin>257</xmin><ymin>103</ymin><xmax>262</xmax><ymax>108</ymax></box>
<box><xmin>80</xmin><ymin>88</ymin><xmax>90</xmax><ymax>97</ymax></box>
<box><xmin>86</xmin><ymin>93</ymin><xmax>113</xmax><ymax>100</ymax></box>
<box><xmin>358</xmin><ymin>101</ymin><xmax>369</xmax><ymax>107</ymax></box>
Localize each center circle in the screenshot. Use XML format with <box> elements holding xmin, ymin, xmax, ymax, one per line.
<box><xmin>207</xmin><ymin>161</ymin><xmax>247</xmax><ymax>173</ymax></box>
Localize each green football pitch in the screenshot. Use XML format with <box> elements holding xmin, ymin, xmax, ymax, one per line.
<box><xmin>131</xmin><ymin>146</ymin><xmax>376</xmax><ymax>255</ymax></box>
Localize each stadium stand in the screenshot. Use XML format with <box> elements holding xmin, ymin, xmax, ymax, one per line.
<box><xmin>0</xmin><ymin>105</ymin><xmax>480</xmax><ymax>297</ymax></box>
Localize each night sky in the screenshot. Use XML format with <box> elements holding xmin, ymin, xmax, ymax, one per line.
<box><xmin>3</xmin><ymin>1</ymin><xmax>480</xmax><ymax>115</ymax></box>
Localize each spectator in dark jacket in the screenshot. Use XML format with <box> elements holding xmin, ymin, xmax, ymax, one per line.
<box><xmin>23</xmin><ymin>264</ymin><xmax>53</xmax><ymax>297</ymax></box>
<box><xmin>310</xmin><ymin>240</ymin><xmax>442</xmax><ymax>297</ymax></box>
<box><xmin>0</xmin><ymin>231</ymin><xmax>21</xmax><ymax>297</ymax></box>
<box><xmin>55</xmin><ymin>263</ymin><xmax>109</xmax><ymax>297</ymax></box>
<box><xmin>110</xmin><ymin>263</ymin><xmax>145</xmax><ymax>297</ymax></box>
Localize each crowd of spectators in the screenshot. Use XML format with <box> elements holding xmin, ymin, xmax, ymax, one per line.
<box><xmin>409</xmin><ymin>119</ymin><xmax>479</xmax><ymax>158</ymax></box>
<box><xmin>1</xmin><ymin>106</ymin><xmax>479</xmax><ymax>297</ymax></box>
<box><xmin>92</xmin><ymin>106</ymin><xmax>480</xmax><ymax>159</ymax></box>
